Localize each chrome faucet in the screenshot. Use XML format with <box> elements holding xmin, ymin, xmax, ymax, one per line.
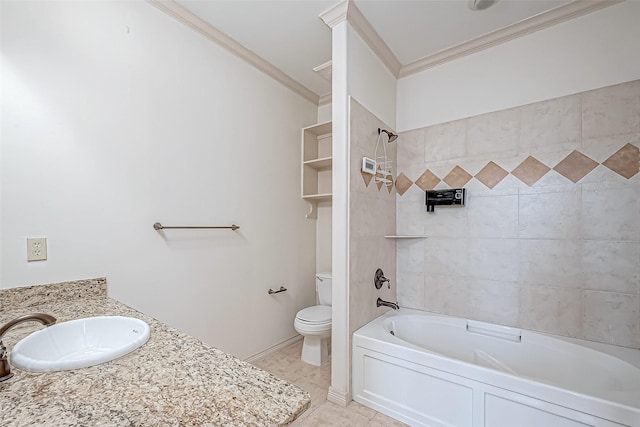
<box><xmin>377</xmin><ymin>297</ymin><xmax>399</xmax><ymax>310</ymax></box>
<box><xmin>0</xmin><ymin>313</ymin><xmax>57</xmax><ymax>382</ymax></box>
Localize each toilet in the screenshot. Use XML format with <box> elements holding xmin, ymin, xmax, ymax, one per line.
<box><xmin>294</xmin><ymin>272</ymin><xmax>332</xmax><ymax>366</ymax></box>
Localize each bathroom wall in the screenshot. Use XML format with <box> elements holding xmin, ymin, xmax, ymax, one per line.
<box><xmin>395</xmin><ymin>80</ymin><xmax>640</xmax><ymax>348</ymax></box>
<box><xmin>316</xmin><ymin>203</ymin><xmax>332</xmax><ymax>274</ymax></box>
<box><xmin>317</xmin><ymin>102</ymin><xmax>332</xmax><ymax>124</ymax></box>
<box><xmin>1</xmin><ymin>1</ymin><xmax>318</xmax><ymax>359</ymax></box>
<box><xmin>397</xmin><ymin>0</ymin><xmax>640</xmax><ymax>131</ymax></box>
<box><xmin>349</xmin><ymin>98</ymin><xmax>397</xmax><ymax>339</ymax></box>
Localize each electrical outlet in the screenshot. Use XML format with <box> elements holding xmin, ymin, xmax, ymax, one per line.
<box><xmin>27</xmin><ymin>237</ymin><xmax>47</xmax><ymax>262</ymax></box>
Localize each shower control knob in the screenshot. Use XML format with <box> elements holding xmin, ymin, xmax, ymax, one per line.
<box><xmin>374</xmin><ymin>268</ymin><xmax>389</xmax><ymax>290</ymax></box>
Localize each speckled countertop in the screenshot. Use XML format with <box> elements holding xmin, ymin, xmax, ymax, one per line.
<box><xmin>0</xmin><ymin>278</ymin><xmax>310</xmax><ymax>426</ymax></box>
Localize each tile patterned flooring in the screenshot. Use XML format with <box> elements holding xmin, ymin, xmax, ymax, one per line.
<box><xmin>252</xmin><ymin>339</ymin><xmax>408</xmax><ymax>427</ymax></box>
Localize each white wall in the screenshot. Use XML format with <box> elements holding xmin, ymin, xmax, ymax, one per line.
<box><xmin>1</xmin><ymin>1</ymin><xmax>318</xmax><ymax>359</ymax></box>
<box><xmin>315</xmin><ymin>204</ymin><xmax>332</xmax><ymax>273</ymax></box>
<box><xmin>347</xmin><ymin>26</ymin><xmax>397</xmax><ymax>131</ymax></box>
<box><xmin>397</xmin><ymin>1</ymin><xmax>640</xmax><ymax>131</ymax></box>
<box><xmin>317</xmin><ymin>102</ymin><xmax>331</xmax><ymax>123</ymax></box>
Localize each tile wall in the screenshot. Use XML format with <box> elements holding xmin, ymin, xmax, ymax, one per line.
<box><xmin>395</xmin><ymin>80</ymin><xmax>640</xmax><ymax>348</ymax></box>
<box><xmin>349</xmin><ymin>98</ymin><xmax>397</xmax><ymax>338</ymax></box>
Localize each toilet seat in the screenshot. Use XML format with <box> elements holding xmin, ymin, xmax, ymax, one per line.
<box><xmin>295</xmin><ymin>305</ymin><xmax>331</xmax><ymax>335</ymax></box>
<box><xmin>295</xmin><ymin>305</ymin><xmax>331</xmax><ymax>324</ymax></box>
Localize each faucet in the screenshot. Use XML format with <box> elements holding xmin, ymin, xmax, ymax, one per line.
<box><xmin>0</xmin><ymin>313</ymin><xmax>57</xmax><ymax>382</ymax></box>
<box><xmin>377</xmin><ymin>297</ymin><xmax>399</xmax><ymax>310</ymax></box>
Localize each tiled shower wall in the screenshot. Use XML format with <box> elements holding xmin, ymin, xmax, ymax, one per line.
<box><xmin>395</xmin><ymin>80</ymin><xmax>640</xmax><ymax>348</ymax></box>
<box><xmin>349</xmin><ymin>98</ymin><xmax>397</xmax><ymax>338</ymax></box>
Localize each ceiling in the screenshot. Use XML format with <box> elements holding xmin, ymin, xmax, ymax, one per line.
<box><xmin>174</xmin><ymin>0</ymin><xmax>577</xmax><ymax>98</ymax></box>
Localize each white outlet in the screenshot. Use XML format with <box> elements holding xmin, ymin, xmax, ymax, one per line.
<box><xmin>27</xmin><ymin>237</ymin><xmax>47</xmax><ymax>262</ymax></box>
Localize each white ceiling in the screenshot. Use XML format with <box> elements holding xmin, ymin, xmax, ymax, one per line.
<box><xmin>175</xmin><ymin>0</ymin><xmax>576</xmax><ymax>98</ymax></box>
<box><xmin>354</xmin><ymin>0</ymin><xmax>571</xmax><ymax>65</ymax></box>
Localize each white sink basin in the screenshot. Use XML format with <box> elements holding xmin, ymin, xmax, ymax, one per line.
<box><xmin>11</xmin><ymin>316</ymin><xmax>150</xmax><ymax>372</ymax></box>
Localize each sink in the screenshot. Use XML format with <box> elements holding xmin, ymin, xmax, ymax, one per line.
<box><xmin>11</xmin><ymin>316</ymin><xmax>150</xmax><ymax>372</ymax></box>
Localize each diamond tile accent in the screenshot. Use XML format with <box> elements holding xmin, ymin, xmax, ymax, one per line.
<box><xmin>415</xmin><ymin>169</ymin><xmax>441</xmax><ymax>191</ymax></box>
<box><xmin>360</xmin><ymin>170</ymin><xmax>373</xmax><ymax>187</ymax></box>
<box><xmin>375</xmin><ymin>171</ymin><xmax>390</xmax><ymax>191</ymax></box>
<box><xmin>475</xmin><ymin>161</ymin><xmax>508</xmax><ymax>189</ymax></box>
<box><xmin>443</xmin><ymin>166</ymin><xmax>472</xmax><ymax>188</ymax></box>
<box><xmin>553</xmin><ymin>150</ymin><xmax>598</xmax><ymax>183</ymax></box>
<box><xmin>386</xmin><ymin>176</ymin><xmax>394</xmax><ymax>194</ymax></box>
<box><xmin>511</xmin><ymin>156</ymin><xmax>550</xmax><ymax>186</ymax></box>
<box><xmin>602</xmin><ymin>143</ymin><xmax>640</xmax><ymax>179</ymax></box>
<box><xmin>395</xmin><ymin>173</ymin><xmax>413</xmax><ymax>196</ymax></box>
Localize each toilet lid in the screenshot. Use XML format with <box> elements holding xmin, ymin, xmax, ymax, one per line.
<box><xmin>296</xmin><ymin>305</ymin><xmax>331</xmax><ymax>323</ymax></box>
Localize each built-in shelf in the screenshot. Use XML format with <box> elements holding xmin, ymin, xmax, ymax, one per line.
<box><xmin>302</xmin><ymin>193</ymin><xmax>332</xmax><ymax>202</ymax></box>
<box><xmin>384</xmin><ymin>235</ymin><xmax>429</xmax><ymax>239</ymax></box>
<box><xmin>302</xmin><ymin>121</ymin><xmax>332</xmax><ymax>219</ymax></box>
<box><xmin>303</xmin><ymin>156</ymin><xmax>332</xmax><ymax>170</ymax></box>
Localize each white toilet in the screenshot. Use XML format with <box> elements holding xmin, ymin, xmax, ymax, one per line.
<box><xmin>294</xmin><ymin>272</ymin><xmax>332</xmax><ymax>366</ymax></box>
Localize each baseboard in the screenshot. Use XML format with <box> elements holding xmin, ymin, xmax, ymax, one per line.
<box><xmin>327</xmin><ymin>386</ymin><xmax>350</xmax><ymax>407</ymax></box>
<box><xmin>244</xmin><ymin>335</ymin><xmax>302</xmax><ymax>364</ymax></box>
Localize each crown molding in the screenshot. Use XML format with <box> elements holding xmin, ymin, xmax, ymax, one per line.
<box><xmin>346</xmin><ymin>1</ymin><xmax>401</xmax><ymax>77</ymax></box>
<box><xmin>319</xmin><ymin>1</ymin><xmax>350</xmax><ymax>29</ymax></box>
<box><xmin>320</xmin><ymin>1</ymin><xmax>401</xmax><ymax>78</ymax></box>
<box><xmin>398</xmin><ymin>0</ymin><xmax>623</xmax><ymax>78</ymax></box>
<box><xmin>147</xmin><ymin>0</ymin><xmax>319</xmax><ymax>105</ymax></box>
<box><xmin>147</xmin><ymin>0</ymin><xmax>615</xmax><ymax>105</ymax></box>
<box><xmin>318</xmin><ymin>93</ymin><xmax>332</xmax><ymax>106</ymax></box>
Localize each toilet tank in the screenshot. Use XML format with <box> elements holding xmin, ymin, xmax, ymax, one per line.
<box><xmin>316</xmin><ymin>272</ymin><xmax>332</xmax><ymax>306</ymax></box>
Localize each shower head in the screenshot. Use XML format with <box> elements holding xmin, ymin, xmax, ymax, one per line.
<box><xmin>378</xmin><ymin>128</ymin><xmax>398</xmax><ymax>143</ymax></box>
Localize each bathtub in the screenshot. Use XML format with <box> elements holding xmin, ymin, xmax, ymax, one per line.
<box><xmin>352</xmin><ymin>308</ymin><xmax>640</xmax><ymax>427</ymax></box>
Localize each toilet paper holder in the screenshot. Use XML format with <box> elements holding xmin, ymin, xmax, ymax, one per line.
<box><xmin>268</xmin><ymin>286</ymin><xmax>287</xmax><ymax>295</ymax></box>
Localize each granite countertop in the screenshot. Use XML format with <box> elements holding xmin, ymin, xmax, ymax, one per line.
<box><xmin>0</xmin><ymin>279</ymin><xmax>310</xmax><ymax>426</ymax></box>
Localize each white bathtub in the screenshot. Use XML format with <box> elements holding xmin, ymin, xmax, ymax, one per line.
<box><xmin>352</xmin><ymin>308</ymin><xmax>640</xmax><ymax>427</ymax></box>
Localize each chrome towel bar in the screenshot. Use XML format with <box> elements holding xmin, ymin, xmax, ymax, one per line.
<box><xmin>153</xmin><ymin>222</ymin><xmax>239</xmax><ymax>231</ymax></box>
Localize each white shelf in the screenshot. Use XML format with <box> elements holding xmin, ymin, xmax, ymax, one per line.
<box><xmin>302</xmin><ymin>193</ymin><xmax>332</xmax><ymax>202</ymax></box>
<box><xmin>303</xmin><ymin>120</ymin><xmax>332</xmax><ymax>136</ymax></box>
<box><xmin>303</xmin><ymin>156</ymin><xmax>332</xmax><ymax>170</ymax></box>
<box><xmin>302</xmin><ymin>122</ymin><xmax>332</xmax><ymax>219</ymax></box>
<box><xmin>384</xmin><ymin>235</ymin><xmax>429</xmax><ymax>239</ymax></box>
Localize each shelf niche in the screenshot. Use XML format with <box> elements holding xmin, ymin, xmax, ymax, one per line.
<box><xmin>302</xmin><ymin>121</ymin><xmax>332</xmax><ymax>219</ymax></box>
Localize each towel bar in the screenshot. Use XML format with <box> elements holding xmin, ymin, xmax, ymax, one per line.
<box><xmin>153</xmin><ymin>222</ymin><xmax>239</xmax><ymax>231</ymax></box>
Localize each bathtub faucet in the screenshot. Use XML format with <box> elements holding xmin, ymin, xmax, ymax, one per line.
<box><xmin>377</xmin><ymin>297</ymin><xmax>399</xmax><ymax>310</ymax></box>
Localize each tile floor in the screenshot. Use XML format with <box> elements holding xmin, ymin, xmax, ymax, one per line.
<box><xmin>252</xmin><ymin>339</ymin><xmax>408</xmax><ymax>426</ymax></box>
